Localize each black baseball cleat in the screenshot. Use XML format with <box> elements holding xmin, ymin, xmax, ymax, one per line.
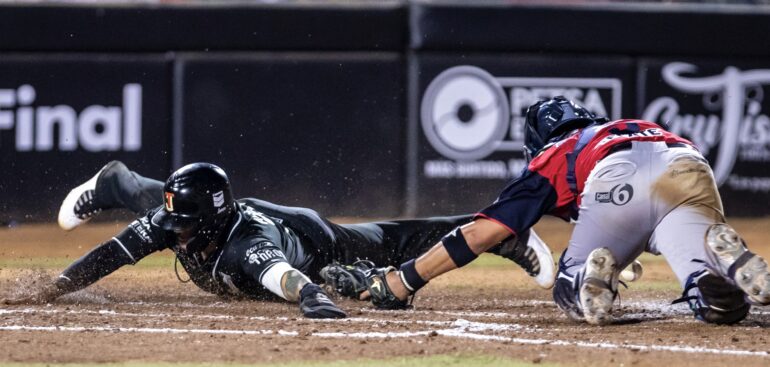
<box><xmin>299</xmin><ymin>283</ymin><xmax>347</xmax><ymax>319</ymax></box>
<box><xmin>489</xmin><ymin>230</ymin><xmax>555</xmax><ymax>289</ymax></box>
<box><xmin>58</xmin><ymin>161</ymin><xmax>123</xmax><ymax>231</ymax></box>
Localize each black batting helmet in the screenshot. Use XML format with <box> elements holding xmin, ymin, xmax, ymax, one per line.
<box><xmin>151</xmin><ymin>162</ymin><xmax>235</xmax><ymax>253</ymax></box>
<box><xmin>523</xmin><ymin>96</ymin><xmax>607</xmax><ymax>160</ymax></box>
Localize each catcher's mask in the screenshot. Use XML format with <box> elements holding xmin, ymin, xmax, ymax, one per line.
<box><xmin>152</xmin><ymin>162</ymin><xmax>235</xmax><ymax>254</ymax></box>
<box><xmin>523</xmin><ymin>96</ymin><xmax>607</xmax><ymax>160</ymax></box>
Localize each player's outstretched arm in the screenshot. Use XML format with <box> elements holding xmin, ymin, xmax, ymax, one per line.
<box><xmin>1</xmin><ymin>238</ymin><xmax>138</xmax><ymax>305</ymax></box>
<box><xmin>391</xmin><ymin>218</ymin><xmax>510</xmax><ymax>299</ymax></box>
<box><xmin>360</xmin><ymin>219</ymin><xmax>510</xmax><ymax>307</ymax></box>
<box><xmin>2</xmin><ymin>221</ymin><xmax>162</xmax><ymax>305</ymax></box>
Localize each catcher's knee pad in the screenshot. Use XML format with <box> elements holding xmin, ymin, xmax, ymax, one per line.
<box><xmin>705</xmin><ymin>223</ymin><xmax>770</xmax><ymax>305</ymax></box>
<box><xmin>675</xmin><ymin>271</ymin><xmax>750</xmax><ymax>325</ymax></box>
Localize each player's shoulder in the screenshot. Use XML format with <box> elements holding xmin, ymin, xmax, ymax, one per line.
<box><xmin>528</xmin><ymin>131</ymin><xmax>579</xmax><ymax>167</ymax></box>
<box><xmin>225</xmin><ymin>203</ymin><xmax>282</xmax><ymax>241</ymax></box>
<box><xmin>620</xmin><ymin>118</ymin><xmax>658</xmax><ymax>125</ymax></box>
<box><xmin>132</xmin><ymin>206</ymin><xmax>173</xmax><ymax>245</ymax></box>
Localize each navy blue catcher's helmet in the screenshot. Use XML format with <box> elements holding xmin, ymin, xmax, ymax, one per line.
<box><xmin>152</xmin><ymin>163</ymin><xmax>235</xmax><ymax>253</ymax></box>
<box><xmin>523</xmin><ymin>96</ymin><xmax>607</xmax><ymax>160</ymax></box>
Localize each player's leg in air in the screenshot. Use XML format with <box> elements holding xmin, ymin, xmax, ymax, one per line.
<box><xmin>319</xmin><ymin>216</ymin><xmax>555</xmax><ymax>302</ymax></box>
<box><xmin>554</xmin><ymin>143</ymin><xmax>770</xmax><ymax>325</ymax></box>
<box><xmin>58</xmin><ymin>161</ymin><xmax>163</xmax><ymax>230</ymax></box>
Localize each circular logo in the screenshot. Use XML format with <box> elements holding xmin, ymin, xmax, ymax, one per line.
<box><xmin>420</xmin><ymin>66</ymin><xmax>510</xmax><ymax>161</ymax></box>
<box><xmin>610</xmin><ymin>183</ymin><xmax>634</xmax><ymax>205</ymax></box>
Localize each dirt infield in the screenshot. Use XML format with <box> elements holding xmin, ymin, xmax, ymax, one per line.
<box><xmin>1</xmin><ymin>218</ymin><xmax>770</xmax><ymax>366</ymax></box>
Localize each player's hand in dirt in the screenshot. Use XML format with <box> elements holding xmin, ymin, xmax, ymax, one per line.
<box><xmin>299</xmin><ymin>283</ymin><xmax>347</xmax><ymax>319</ymax></box>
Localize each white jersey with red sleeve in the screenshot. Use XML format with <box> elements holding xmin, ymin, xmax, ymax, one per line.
<box><xmin>476</xmin><ymin>119</ymin><xmax>696</xmax><ymax>236</ymax></box>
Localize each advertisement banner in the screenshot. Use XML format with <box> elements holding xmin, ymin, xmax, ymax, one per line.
<box><xmin>413</xmin><ymin>54</ymin><xmax>634</xmax><ymax>215</ymax></box>
<box><xmin>640</xmin><ymin>59</ymin><xmax>770</xmax><ymax>216</ymax></box>
<box><xmin>178</xmin><ymin>53</ymin><xmax>405</xmax><ymax>217</ymax></box>
<box><xmin>0</xmin><ymin>55</ymin><xmax>172</xmax><ymax>223</ymax></box>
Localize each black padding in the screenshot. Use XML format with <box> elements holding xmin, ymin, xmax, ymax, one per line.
<box><xmin>694</xmin><ymin>274</ymin><xmax>750</xmax><ymax>325</ymax></box>
<box><xmin>553</xmin><ymin>277</ymin><xmax>582</xmax><ymax>319</ymax></box>
<box><xmin>441</xmin><ymin>228</ymin><xmax>477</xmax><ymax>268</ymax></box>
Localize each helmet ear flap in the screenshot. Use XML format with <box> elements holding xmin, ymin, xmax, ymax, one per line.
<box><xmin>524</xmin><ymin>99</ymin><xmax>547</xmax><ymax>160</ymax></box>
<box><xmin>524</xmin><ymin>100</ymin><xmax>545</xmax><ymax>128</ymax></box>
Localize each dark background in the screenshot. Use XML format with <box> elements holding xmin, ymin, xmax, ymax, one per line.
<box><xmin>1</xmin><ymin>1</ymin><xmax>769</xmax><ymax>221</ymax></box>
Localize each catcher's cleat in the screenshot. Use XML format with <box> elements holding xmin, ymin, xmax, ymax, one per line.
<box><xmin>299</xmin><ymin>283</ymin><xmax>347</xmax><ymax>319</ymax></box>
<box><xmin>319</xmin><ymin>260</ymin><xmax>376</xmax><ymax>298</ymax></box>
<box><xmin>705</xmin><ymin>224</ymin><xmax>770</xmax><ymax>305</ymax></box>
<box><xmin>58</xmin><ymin>161</ymin><xmax>121</xmax><ymax>231</ymax></box>
<box><xmin>579</xmin><ymin>247</ymin><xmax>619</xmax><ymax>325</ymax></box>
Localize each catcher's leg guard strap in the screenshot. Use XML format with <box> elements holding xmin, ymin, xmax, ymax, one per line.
<box><xmin>442</xmin><ymin>227</ymin><xmax>477</xmax><ymax>268</ymax></box>
<box><xmin>399</xmin><ymin>259</ymin><xmax>427</xmax><ymax>292</ymax></box>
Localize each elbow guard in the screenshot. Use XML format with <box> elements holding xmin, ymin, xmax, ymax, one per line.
<box><xmin>441</xmin><ymin>227</ymin><xmax>478</xmax><ymax>268</ymax></box>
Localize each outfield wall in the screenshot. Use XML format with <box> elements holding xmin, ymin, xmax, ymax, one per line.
<box><xmin>1</xmin><ymin>2</ymin><xmax>769</xmax><ymax>222</ymax></box>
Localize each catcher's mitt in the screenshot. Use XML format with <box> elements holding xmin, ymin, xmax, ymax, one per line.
<box><xmin>319</xmin><ymin>260</ymin><xmax>376</xmax><ymax>298</ymax></box>
<box><xmin>319</xmin><ymin>261</ymin><xmax>412</xmax><ymax>310</ymax></box>
<box><xmin>366</xmin><ymin>266</ymin><xmax>412</xmax><ymax>310</ymax></box>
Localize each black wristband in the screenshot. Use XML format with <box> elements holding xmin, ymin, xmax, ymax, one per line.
<box><xmin>442</xmin><ymin>227</ymin><xmax>478</xmax><ymax>268</ymax></box>
<box><xmin>398</xmin><ymin>259</ymin><xmax>428</xmax><ymax>293</ymax></box>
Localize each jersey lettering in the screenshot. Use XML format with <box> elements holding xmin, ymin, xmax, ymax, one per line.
<box><xmin>596</xmin><ymin>127</ymin><xmax>664</xmax><ymax>146</ymax></box>
<box><xmin>128</xmin><ymin>217</ymin><xmax>153</xmax><ymax>244</ymax></box>
<box><xmin>243</xmin><ymin>207</ymin><xmax>275</xmax><ymax>226</ymax></box>
<box><xmin>245</xmin><ymin>243</ymin><xmax>285</xmax><ymax>265</ymax></box>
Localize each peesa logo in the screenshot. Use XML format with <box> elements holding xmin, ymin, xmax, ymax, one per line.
<box><xmin>421</xmin><ymin>66</ymin><xmax>509</xmax><ymax>161</ymax></box>
<box><xmin>421</xmin><ymin>65</ymin><xmax>621</xmax><ymax>179</ymax></box>
<box><xmin>0</xmin><ymin>83</ymin><xmax>142</xmax><ymax>152</ymax></box>
<box><xmin>642</xmin><ymin>62</ymin><xmax>770</xmax><ymax>189</ymax></box>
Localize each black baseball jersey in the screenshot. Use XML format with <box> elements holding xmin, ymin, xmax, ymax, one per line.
<box><xmin>63</xmin><ymin>198</ymin><xmax>325</xmax><ymax>300</ymax></box>
<box><xmin>57</xmin><ymin>196</ymin><xmax>474</xmax><ymax>302</ymax></box>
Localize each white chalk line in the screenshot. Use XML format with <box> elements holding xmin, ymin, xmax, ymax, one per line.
<box><xmin>0</xmin><ymin>308</ymin><xmax>540</xmax><ymax>333</ymax></box>
<box><xmin>2</xmin><ymin>301</ymin><xmax>768</xmax><ymax>358</ymax></box>
<box><xmin>0</xmin><ymin>322</ymin><xmax>768</xmax><ymax>358</ymax></box>
<box><xmin>117</xmin><ymin>299</ymin><xmax>770</xmax><ymax>320</ymax></box>
<box><xmin>5</xmin><ymin>302</ymin><xmax>765</xmax><ymax>331</ymax></box>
